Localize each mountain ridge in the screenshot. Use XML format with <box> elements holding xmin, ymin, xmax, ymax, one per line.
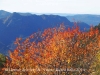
<box><xmin>66</xmin><ymin>15</ymin><xmax>100</xmax><ymax>26</ymax></box>
<box><xmin>0</xmin><ymin>12</ymin><xmax>90</xmax><ymax>54</ymax></box>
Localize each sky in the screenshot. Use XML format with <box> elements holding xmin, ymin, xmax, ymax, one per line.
<box><xmin>0</xmin><ymin>0</ymin><xmax>100</xmax><ymax>14</ymax></box>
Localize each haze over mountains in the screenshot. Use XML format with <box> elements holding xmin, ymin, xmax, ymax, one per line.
<box><xmin>0</xmin><ymin>10</ymin><xmax>97</xmax><ymax>54</ymax></box>
<box><xmin>1</xmin><ymin>10</ymin><xmax>100</xmax><ymax>26</ymax></box>
<box><xmin>66</xmin><ymin>15</ymin><xmax>100</xmax><ymax>26</ymax></box>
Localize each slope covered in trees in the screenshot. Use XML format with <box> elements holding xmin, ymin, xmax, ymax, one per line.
<box><xmin>0</xmin><ymin>53</ymin><xmax>6</xmax><ymax>74</ymax></box>
<box><xmin>94</xmin><ymin>23</ymin><xmax>100</xmax><ymax>30</ymax></box>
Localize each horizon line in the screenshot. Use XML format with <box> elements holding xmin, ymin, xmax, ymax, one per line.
<box><xmin>1</xmin><ymin>9</ymin><xmax>100</xmax><ymax>15</ymax></box>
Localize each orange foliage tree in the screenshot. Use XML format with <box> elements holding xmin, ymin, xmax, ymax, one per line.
<box><xmin>3</xmin><ymin>24</ymin><xmax>100</xmax><ymax>75</ymax></box>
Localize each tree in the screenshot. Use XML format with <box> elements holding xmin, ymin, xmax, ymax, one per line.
<box><xmin>0</xmin><ymin>53</ymin><xmax>6</xmax><ymax>75</ymax></box>
<box><xmin>91</xmin><ymin>50</ymin><xmax>100</xmax><ymax>75</ymax></box>
<box><xmin>3</xmin><ymin>24</ymin><xmax>100</xmax><ymax>75</ymax></box>
<box><xmin>94</xmin><ymin>23</ymin><xmax>100</xmax><ymax>32</ymax></box>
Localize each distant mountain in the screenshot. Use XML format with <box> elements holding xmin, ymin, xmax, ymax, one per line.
<box><xmin>0</xmin><ymin>10</ymin><xmax>11</xmax><ymax>19</ymax></box>
<box><xmin>19</xmin><ymin>12</ymin><xmax>33</xmax><ymax>16</ymax></box>
<box><xmin>0</xmin><ymin>10</ymin><xmax>100</xmax><ymax>26</ymax></box>
<box><xmin>72</xmin><ymin>22</ymin><xmax>90</xmax><ymax>31</ymax></box>
<box><xmin>66</xmin><ymin>14</ymin><xmax>100</xmax><ymax>26</ymax></box>
<box><xmin>0</xmin><ymin>10</ymin><xmax>33</xmax><ymax>18</ymax></box>
<box><xmin>0</xmin><ymin>12</ymin><xmax>90</xmax><ymax>54</ymax></box>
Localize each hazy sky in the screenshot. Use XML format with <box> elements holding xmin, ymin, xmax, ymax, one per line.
<box><xmin>0</xmin><ymin>0</ymin><xmax>100</xmax><ymax>14</ymax></box>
